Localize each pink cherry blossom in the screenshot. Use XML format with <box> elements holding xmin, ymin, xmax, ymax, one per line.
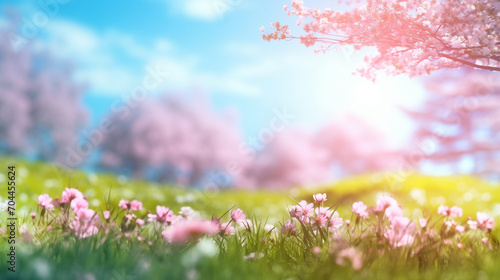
<box><xmin>38</xmin><ymin>194</ymin><xmax>54</xmax><ymax>211</ymax></box>
<box><xmin>265</xmin><ymin>0</ymin><xmax>500</xmax><ymax>79</ymax></box>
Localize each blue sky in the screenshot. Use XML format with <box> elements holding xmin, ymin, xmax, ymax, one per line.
<box><xmin>1</xmin><ymin>0</ymin><xmax>426</xmax><ymax>147</ymax></box>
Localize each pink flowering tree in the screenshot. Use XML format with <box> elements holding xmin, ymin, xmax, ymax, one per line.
<box><xmin>404</xmin><ymin>68</ymin><xmax>500</xmax><ymax>178</ymax></box>
<box><xmin>239</xmin><ymin>128</ymin><xmax>331</xmax><ymax>189</ymax></box>
<box><xmin>314</xmin><ymin>114</ymin><xmax>401</xmax><ymax>177</ymax></box>
<box><xmin>0</xmin><ymin>19</ymin><xmax>87</xmax><ymax>161</ymax></box>
<box><xmin>263</xmin><ymin>0</ymin><xmax>500</xmax><ymax>79</ymax></box>
<box><xmin>99</xmin><ymin>94</ymin><xmax>244</xmax><ymax>187</ymax></box>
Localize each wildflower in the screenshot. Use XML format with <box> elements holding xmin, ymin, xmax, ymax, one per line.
<box><xmin>384</xmin><ymin>216</ymin><xmax>416</xmax><ymax>247</ymax></box>
<box><xmin>161</xmin><ymin>220</ymin><xmax>218</xmax><ymax>243</ymax></box>
<box><xmin>70</xmin><ymin>197</ymin><xmax>89</xmax><ymax>212</ymax></box>
<box><xmin>130</xmin><ymin>200</ymin><xmax>143</xmax><ymax>211</ymax></box>
<box><xmin>103</xmin><ymin>210</ymin><xmax>110</xmax><ymax>220</ymax></box>
<box><xmin>220</xmin><ymin>221</ymin><xmax>235</xmax><ymax>235</ymax></box>
<box><xmin>38</xmin><ymin>194</ymin><xmax>54</xmax><ymax>211</ymax></box>
<box><xmin>297</xmin><ymin>200</ymin><xmax>315</xmax><ymax>217</ymax></box>
<box><xmin>456</xmin><ymin>225</ymin><xmax>465</xmax><ymax>234</ymax></box>
<box><xmin>336</xmin><ymin>248</ymin><xmax>363</xmax><ymax>270</ymax></box>
<box><xmin>118</xmin><ymin>199</ymin><xmax>129</xmax><ymax>209</ymax></box>
<box><xmin>71</xmin><ymin>208</ymin><xmax>99</xmax><ymax>239</ymax></box>
<box><xmin>136</xmin><ymin>219</ymin><xmax>145</xmax><ymax>226</ymax></box>
<box><xmin>311</xmin><ymin>246</ymin><xmax>321</xmax><ymax>255</ymax></box>
<box><xmin>376</xmin><ymin>196</ymin><xmax>398</xmax><ymax>212</ymax></box>
<box><xmin>329</xmin><ymin>214</ymin><xmax>343</xmax><ymax>230</ymax></box>
<box><xmin>30</xmin><ymin>213</ymin><xmax>36</xmax><ymax>219</ymax></box>
<box><xmin>264</xmin><ymin>224</ymin><xmax>275</xmax><ymax>234</ymax></box>
<box><xmin>125</xmin><ymin>214</ymin><xmax>136</xmax><ymax>220</ymax></box>
<box><xmin>148</xmin><ymin>206</ymin><xmax>176</xmax><ymax>225</ymax></box>
<box><xmin>313</xmin><ymin>193</ymin><xmax>327</xmax><ymax>204</ymax></box>
<box><xmin>239</xmin><ymin>219</ymin><xmax>253</xmax><ymax>231</ymax></box>
<box><xmin>450</xmin><ymin>206</ymin><xmax>463</xmax><ymax>218</ymax></box>
<box><xmin>345</xmin><ymin>220</ymin><xmax>351</xmax><ymax>227</ymax></box>
<box><xmin>385</xmin><ymin>204</ymin><xmax>403</xmax><ymax>222</ymax></box>
<box><xmin>179</xmin><ymin>206</ymin><xmax>196</xmax><ymax>220</ymax></box>
<box><xmin>61</xmin><ymin>188</ymin><xmax>83</xmax><ymax>203</ymax></box>
<box><xmin>468</xmin><ymin>220</ymin><xmax>478</xmax><ymax>229</ymax></box>
<box><xmin>419</xmin><ymin>218</ymin><xmax>428</xmax><ymax>228</ymax></box>
<box><xmin>352</xmin><ymin>201</ymin><xmax>368</xmax><ymax>218</ymax></box>
<box><xmin>231</xmin><ymin>208</ymin><xmax>246</xmax><ymax>223</ymax></box>
<box><xmin>476</xmin><ymin>212</ymin><xmax>494</xmax><ymax>232</ymax></box>
<box><xmin>282</xmin><ymin>219</ymin><xmax>297</xmax><ymax>236</ymax></box>
<box><xmin>244</xmin><ymin>252</ymin><xmax>264</xmax><ymax>260</ymax></box>
<box><xmin>438</xmin><ymin>205</ymin><xmax>450</xmax><ymax>216</ymax></box>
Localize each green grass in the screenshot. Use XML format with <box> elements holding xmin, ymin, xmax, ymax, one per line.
<box><xmin>0</xmin><ymin>156</ymin><xmax>499</xmax><ymax>279</ymax></box>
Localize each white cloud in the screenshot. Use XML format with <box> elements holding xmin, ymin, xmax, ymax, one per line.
<box><xmin>164</xmin><ymin>0</ymin><xmax>233</xmax><ymax>21</ymax></box>
<box><xmin>40</xmin><ymin>20</ymin><xmax>265</xmax><ymax>96</ymax></box>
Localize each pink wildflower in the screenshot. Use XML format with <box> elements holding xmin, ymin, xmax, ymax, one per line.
<box><xmin>61</xmin><ymin>188</ymin><xmax>83</xmax><ymax>203</ymax></box>
<box><xmin>438</xmin><ymin>205</ymin><xmax>450</xmax><ymax>216</ymax></box>
<box><xmin>220</xmin><ymin>221</ymin><xmax>235</xmax><ymax>235</ymax></box>
<box><xmin>231</xmin><ymin>208</ymin><xmax>246</xmax><ymax>223</ymax></box>
<box><xmin>70</xmin><ymin>197</ymin><xmax>89</xmax><ymax>212</ymax></box>
<box><xmin>476</xmin><ymin>212</ymin><xmax>494</xmax><ymax>232</ymax></box>
<box><xmin>352</xmin><ymin>201</ymin><xmax>368</xmax><ymax>218</ymax></box>
<box><xmin>336</xmin><ymin>248</ymin><xmax>363</xmax><ymax>270</ymax></box>
<box><xmin>179</xmin><ymin>206</ymin><xmax>196</xmax><ymax>220</ymax></box>
<box><xmin>376</xmin><ymin>196</ymin><xmax>398</xmax><ymax>212</ymax></box>
<box><xmin>450</xmin><ymin>206</ymin><xmax>463</xmax><ymax>218</ymax></box>
<box><xmin>282</xmin><ymin>219</ymin><xmax>297</xmax><ymax>236</ymax></box>
<box><xmin>103</xmin><ymin>211</ymin><xmax>110</xmax><ymax>220</ymax></box>
<box><xmin>161</xmin><ymin>220</ymin><xmax>218</xmax><ymax>243</ymax></box>
<box><xmin>30</xmin><ymin>212</ymin><xmax>36</xmax><ymax>219</ymax></box>
<box><xmin>419</xmin><ymin>218</ymin><xmax>428</xmax><ymax>228</ymax></box>
<box><xmin>118</xmin><ymin>199</ymin><xmax>130</xmax><ymax>209</ymax></box>
<box><xmin>148</xmin><ymin>206</ymin><xmax>176</xmax><ymax>225</ymax></box>
<box><xmin>313</xmin><ymin>193</ymin><xmax>327</xmax><ymax>204</ymax></box>
<box><xmin>38</xmin><ymin>194</ymin><xmax>54</xmax><ymax>211</ymax></box>
<box><xmin>385</xmin><ymin>205</ymin><xmax>403</xmax><ymax>222</ymax></box>
<box><xmin>130</xmin><ymin>200</ymin><xmax>142</xmax><ymax>211</ymax></box>
<box><xmin>136</xmin><ymin>219</ymin><xmax>145</xmax><ymax>226</ymax></box>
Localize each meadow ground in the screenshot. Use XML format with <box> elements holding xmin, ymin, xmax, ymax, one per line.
<box><xmin>0</xmin><ymin>157</ymin><xmax>499</xmax><ymax>279</ymax></box>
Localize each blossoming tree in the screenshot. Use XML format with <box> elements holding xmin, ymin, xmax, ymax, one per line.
<box><xmin>0</xmin><ymin>20</ymin><xmax>87</xmax><ymax>161</ymax></box>
<box><xmin>404</xmin><ymin>68</ymin><xmax>500</xmax><ymax>178</ymax></box>
<box><xmin>263</xmin><ymin>0</ymin><xmax>500</xmax><ymax>79</ymax></box>
<box><xmin>99</xmin><ymin>94</ymin><xmax>244</xmax><ymax>186</ymax></box>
